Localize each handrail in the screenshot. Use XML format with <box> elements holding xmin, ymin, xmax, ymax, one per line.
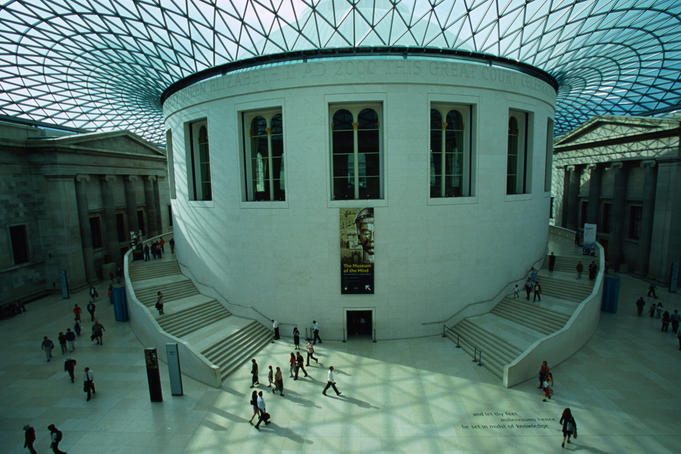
<box><xmin>423</xmin><ymin>252</ymin><xmax>546</xmax><ymax>326</ymax></box>
<box><xmin>445</xmin><ymin>326</ymin><xmax>482</xmax><ymax>365</ymax></box>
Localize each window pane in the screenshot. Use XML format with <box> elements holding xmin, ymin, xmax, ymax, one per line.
<box><xmin>507</xmin><ymin>117</ymin><xmax>519</xmax><ymax>194</ymax></box>
<box><xmin>430</xmin><ymin>109</ymin><xmax>442</xmax><ymax>131</ymax></box>
<box><xmin>251</xmin><ymin>116</ymin><xmax>267</xmax><ymax>137</ymax></box>
<box><xmin>270</xmin><ymin>114</ymin><xmax>283</xmax><ymax>135</ymax></box>
<box><xmin>333</xmin><ymin>109</ymin><xmax>353</xmax><ymax>130</ymax></box>
<box><xmin>358</xmin><ymin>108</ymin><xmax>378</xmax><ymax>129</ymax></box>
<box><xmin>9</xmin><ymin>225</ymin><xmax>28</xmax><ymax>264</ymax></box>
<box><xmin>359</xmin><ymin>176</ymin><xmax>380</xmax><ymax>199</ymax></box>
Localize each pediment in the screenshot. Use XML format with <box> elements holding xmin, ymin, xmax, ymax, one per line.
<box><xmin>556</xmin><ymin>116</ymin><xmax>675</xmax><ymax>148</ymax></box>
<box><xmin>47</xmin><ymin>131</ymin><xmax>164</xmax><ymax>157</ymax></box>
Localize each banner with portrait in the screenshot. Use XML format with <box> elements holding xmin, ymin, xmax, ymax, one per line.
<box><xmin>340</xmin><ymin>207</ymin><xmax>374</xmax><ymax>294</ymax></box>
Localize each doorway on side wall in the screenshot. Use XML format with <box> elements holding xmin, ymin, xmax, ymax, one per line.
<box><xmin>345</xmin><ymin>309</ymin><xmax>373</xmax><ymax>340</ymax></box>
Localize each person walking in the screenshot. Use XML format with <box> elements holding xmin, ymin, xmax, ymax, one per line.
<box><xmin>289</xmin><ymin>352</ymin><xmax>296</xmax><ymax>378</ymax></box>
<box><xmin>267</xmin><ymin>365</ymin><xmax>274</xmax><ymax>388</ymax></box>
<box><xmin>648</xmin><ymin>302</ymin><xmax>656</xmax><ymax>318</ymax></box>
<box><xmin>248</xmin><ymin>390</ymin><xmax>259</xmax><ymax>425</ymax></box>
<box><xmin>295</xmin><ymin>352</ymin><xmax>308</xmax><ymax>379</ymax></box>
<box><xmin>23</xmin><ymin>424</ymin><xmax>37</xmax><ymax>454</ymax></box>
<box><xmin>254</xmin><ymin>391</ymin><xmax>270</xmax><ymax>430</ymax></box>
<box><xmin>306</xmin><ymin>340</ymin><xmax>319</xmax><ymax>366</ymax></box>
<box><xmin>86</xmin><ymin>300</ymin><xmax>96</xmax><ymax>322</ymax></box>
<box><xmin>293</xmin><ymin>327</ymin><xmax>300</xmax><ymax>350</ymax></box>
<box><xmin>272</xmin><ymin>366</ymin><xmax>284</xmax><ymax>396</ymax></box>
<box><xmin>525</xmin><ymin>278</ymin><xmax>533</xmax><ymax>300</ymax></box>
<box><xmin>41</xmin><ymin>336</ymin><xmax>54</xmax><ymax>362</ymax></box>
<box><xmin>64</xmin><ymin>358</ymin><xmax>77</xmax><ymax>383</ymax></box>
<box><xmin>312</xmin><ymin>320</ymin><xmax>322</xmax><ymax>344</ymax></box>
<box><xmin>542</xmin><ymin>372</ymin><xmax>553</xmax><ymax>402</ymax></box>
<box><xmin>92</xmin><ymin>321</ymin><xmax>105</xmax><ymax>345</ymax></box>
<box><xmin>635</xmin><ymin>297</ymin><xmax>645</xmax><ymax>316</ymax></box>
<box><xmin>65</xmin><ymin>328</ymin><xmax>76</xmax><ymax>352</ymax></box>
<box><xmin>559</xmin><ymin>408</ymin><xmax>577</xmax><ymax>447</ymax></box>
<box><xmin>533</xmin><ymin>281</ymin><xmax>542</xmax><ymax>302</ymax></box>
<box><xmin>73</xmin><ymin>304</ymin><xmax>81</xmax><ymax>322</ymax></box>
<box><xmin>513</xmin><ymin>284</ymin><xmax>519</xmax><ymax>299</ymax></box>
<box><xmin>250</xmin><ymin>359</ymin><xmax>259</xmax><ymax>388</ymax></box>
<box><xmin>143</xmin><ymin>244</ymin><xmax>150</xmax><ymax>261</ymax></box>
<box><xmin>322</xmin><ymin>366</ymin><xmax>341</xmax><ymax>396</ymax></box>
<box><xmin>58</xmin><ymin>332</ymin><xmax>67</xmax><ymax>354</ymax></box>
<box><xmin>169</xmin><ymin>238</ymin><xmax>175</xmax><ymax>254</ymax></box>
<box><xmin>272</xmin><ymin>319</ymin><xmax>280</xmax><ymax>340</ymax></box>
<box><xmin>83</xmin><ymin>367</ymin><xmax>95</xmax><ymax>401</ymax></box>
<box><xmin>155</xmin><ymin>291</ymin><xmax>164</xmax><ymax>315</ymax></box>
<box><xmin>548</xmin><ymin>251</ymin><xmax>556</xmax><ymax>272</ymax></box>
<box><xmin>538</xmin><ymin>361</ymin><xmax>549</xmax><ymax>389</ymax></box>
<box><xmin>89</xmin><ymin>285</ymin><xmax>98</xmax><ymax>301</ymax></box>
<box><xmin>648</xmin><ymin>280</ymin><xmax>658</xmax><ymax>298</ymax></box>
<box><xmin>576</xmin><ymin>261</ymin><xmax>583</xmax><ymax>280</ymax></box>
<box><xmin>48</xmin><ymin>423</ymin><xmax>66</xmax><ymax>454</ymax></box>
<box><xmin>671</xmin><ymin>309</ymin><xmax>680</xmax><ymax>334</ymax></box>
<box><xmin>661</xmin><ymin>310</ymin><xmax>670</xmax><ymax>332</ymax></box>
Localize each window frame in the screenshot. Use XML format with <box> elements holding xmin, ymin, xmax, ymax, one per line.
<box><xmin>329</xmin><ymin>102</ymin><xmax>384</xmax><ymax>201</ymax></box>
<box><xmin>89</xmin><ymin>215</ymin><xmax>103</xmax><ymax>249</ymax></box>
<box><xmin>166</xmin><ymin>129</ymin><xmax>177</xmax><ymax>200</ymax></box>
<box><xmin>507</xmin><ymin>109</ymin><xmax>532</xmax><ymax>195</ymax></box>
<box><xmin>240</xmin><ymin>108</ymin><xmax>286</xmax><ymax>202</ymax></box>
<box><xmin>185</xmin><ymin>118</ymin><xmax>212</xmax><ymax>201</ymax></box>
<box><xmin>628</xmin><ymin>204</ymin><xmax>643</xmax><ymax>240</ymax></box>
<box><xmin>9</xmin><ymin>224</ymin><xmax>29</xmax><ymax>265</ymax></box>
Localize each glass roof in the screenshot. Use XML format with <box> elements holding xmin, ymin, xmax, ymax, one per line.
<box><xmin>1</xmin><ymin>0</ymin><xmax>680</xmax><ymax>145</ymax></box>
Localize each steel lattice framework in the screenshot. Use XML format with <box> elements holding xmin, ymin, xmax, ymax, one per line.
<box><xmin>1</xmin><ymin>0</ymin><xmax>680</xmax><ymax>145</ymax></box>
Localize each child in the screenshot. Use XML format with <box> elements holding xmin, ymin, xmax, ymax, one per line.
<box><xmin>542</xmin><ymin>372</ymin><xmax>553</xmax><ymax>402</ymax></box>
<box><xmin>513</xmin><ymin>284</ymin><xmax>519</xmax><ymax>299</ymax></box>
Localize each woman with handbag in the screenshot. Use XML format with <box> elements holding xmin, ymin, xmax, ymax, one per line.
<box><xmin>559</xmin><ymin>408</ymin><xmax>577</xmax><ymax>448</ymax></box>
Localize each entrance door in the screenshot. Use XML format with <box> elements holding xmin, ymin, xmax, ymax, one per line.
<box><xmin>346</xmin><ymin>310</ymin><xmax>372</xmax><ymax>339</ymax></box>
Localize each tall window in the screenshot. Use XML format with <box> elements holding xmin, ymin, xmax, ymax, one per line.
<box><xmin>507</xmin><ymin>110</ymin><xmax>531</xmax><ymax>195</ymax></box>
<box><xmin>331</xmin><ymin>104</ymin><xmax>382</xmax><ymax>200</ymax></box>
<box><xmin>116</xmin><ymin>213</ymin><xmax>126</xmax><ymax>242</ymax></box>
<box><xmin>430</xmin><ymin>104</ymin><xmax>473</xmax><ymax>197</ymax></box>
<box><xmin>9</xmin><ymin>224</ymin><xmax>29</xmax><ymax>264</ymax></box>
<box><xmin>601</xmin><ymin>202</ymin><xmax>612</xmax><ymax>233</ymax></box>
<box><xmin>628</xmin><ymin>205</ymin><xmax>642</xmax><ymax>239</ymax></box>
<box><xmin>242</xmin><ymin>110</ymin><xmax>285</xmax><ymax>201</ymax></box>
<box><xmin>187</xmin><ymin>119</ymin><xmax>212</xmax><ymax>201</ymax></box>
<box><xmin>166</xmin><ymin>129</ymin><xmax>176</xmax><ymax>199</ymax></box>
<box><xmin>89</xmin><ymin>216</ymin><xmax>103</xmax><ymax>249</ymax></box>
<box><xmin>545</xmin><ymin>118</ymin><xmax>554</xmax><ymax>192</ymax></box>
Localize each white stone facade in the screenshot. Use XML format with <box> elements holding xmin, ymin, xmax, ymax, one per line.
<box><xmin>164</xmin><ymin>58</ymin><xmax>556</xmax><ymax>339</ymax></box>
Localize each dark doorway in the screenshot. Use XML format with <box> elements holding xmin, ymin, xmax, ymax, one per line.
<box><xmin>346</xmin><ymin>310</ymin><xmax>372</xmax><ymax>338</ymax></box>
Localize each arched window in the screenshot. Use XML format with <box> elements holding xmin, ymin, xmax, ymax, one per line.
<box><xmin>186</xmin><ymin>119</ymin><xmax>211</xmax><ymax>201</ymax></box>
<box><xmin>507</xmin><ymin>110</ymin><xmax>531</xmax><ymax>195</ymax></box>
<box><xmin>331</xmin><ymin>104</ymin><xmax>382</xmax><ymax>200</ymax></box>
<box><xmin>242</xmin><ymin>109</ymin><xmax>285</xmax><ymax>201</ymax></box>
<box><xmin>429</xmin><ymin>104</ymin><xmax>473</xmax><ymax>197</ymax></box>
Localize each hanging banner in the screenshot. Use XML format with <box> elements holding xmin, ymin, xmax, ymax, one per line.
<box><xmin>340</xmin><ymin>207</ymin><xmax>374</xmax><ymax>294</ymax></box>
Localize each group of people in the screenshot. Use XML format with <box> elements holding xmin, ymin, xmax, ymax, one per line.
<box><xmin>538</xmin><ymin>361</ymin><xmax>578</xmax><ymax>448</ymax></box>
<box><xmin>23</xmin><ymin>424</ymin><xmax>67</xmax><ymax>454</ymax></box>
<box><xmin>636</xmin><ymin>291</ymin><xmax>681</xmax><ymax>350</ymax></box>
<box><xmin>143</xmin><ymin>237</ymin><xmax>165</xmax><ymax>261</ymax></box>
<box><xmin>516</xmin><ymin>267</ymin><xmax>542</xmax><ymax>302</ymax></box>
<box><xmin>575</xmin><ymin>260</ymin><xmax>598</xmax><ymax>280</ymax></box>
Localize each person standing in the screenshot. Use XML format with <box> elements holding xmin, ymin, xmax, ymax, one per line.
<box><xmin>513</xmin><ymin>284</ymin><xmax>519</xmax><ymax>299</ymax></box>
<box><xmin>293</xmin><ymin>327</ymin><xmax>300</xmax><ymax>350</ymax></box>
<box><xmin>254</xmin><ymin>391</ymin><xmax>269</xmax><ymax>430</ymax></box>
<box><xmin>548</xmin><ymin>251</ymin><xmax>556</xmax><ymax>272</ymax></box>
<box><xmin>64</xmin><ymin>358</ymin><xmax>77</xmax><ymax>383</ymax></box>
<box><xmin>169</xmin><ymin>238</ymin><xmax>175</xmax><ymax>254</ymax></box>
<box><xmin>23</xmin><ymin>424</ymin><xmax>37</xmax><ymax>454</ymax></box>
<box><xmin>635</xmin><ymin>297</ymin><xmax>645</xmax><ymax>316</ymax></box>
<box><xmin>588</xmin><ymin>261</ymin><xmax>597</xmax><ymax>280</ymax></box>
<box><xmin>92</xmin><ymin>321</ymin><xmax>105</xmax><ymax>345</ymax></box>
<box><xmin>322</xmin><ymin>366</ymin><xmax>341</xmax><ymax>396</ymax></box>
<box><xmin>84</xmin><ymin>367</ymin><xmax>95</xmax><ymax>401</ymax></box>
<box><xmin>248</xmin><ymin>390</ymin><xmax>259</xmax><ymax>425</ymax></box>
<box><xmin>559</xmin><ymin>408</ymin><xmax>577</xmax><ymax>447</ymax></box>
<box><xmin>647</xmin><ymin>280</ymin><xmax>657</xmax><ymax>298</ymax></box>
<box><xmin>267</xmin><ymin>365</ymin><xmax>274</xmax><ymax>388</ymax></box>
<box><xmin>89</xmin><ymin>285</ymin><xmax>98</xmax><ymax>301</ymax></box>
<box><xmin>294</xmin><ymin>352</ymin><xmax>308</xmax><ymax>379</ymax></box>
<box><xmin>533</xmin><ymin>281</ymin><xmax>542</xmax><ymax>302</ymax></box>
<box><xmin>670</xmin><ymin>309</ymin><xmax>680</xmax><ymax>334</ymax></box>
<box><xmin>73</xmin><ymin>304</ymin><xmax>81</xmax><ymax>322</ymax></box>
<box><xmin>272</xmin><ymin>319</ymin><xmax>280</xmax><ymax>340</ymax></box>
<box><xmin>661</xmin><ymin>310</ymin><xmax>670</xmax><ymax>332</ymax></box>
<box><xmin>648</xmin><ymin>302</ymin><xmax>656</xmax><ymax>318</ymax></box>
<box><xmin>58</xmin><ymin>332</ymin><xmax>67</xmax><ymax>354</ymax></box>
<box><xmin>525</xmin><ymin>278</ymin><xmax>533</xmax><ymax>301</ymax></box>
<box><xmin>576</xmin><ymin>261</ymin><xmax>583</xmax><ymax>280</ymax></box>
<box><xmin>143</xmin><ymin>244</ymin><xmax>150</xmax><ymax>261</ymax></box>
<box><xmin>273</xmin><ymin>366</ymin><xmax>284</xmax><ymax>396</ymax></box>
<box><xmin>74</xmin><ymin>320</ymin><xmax>82</xmax><ymax>337</ymax></box>
<box><xmin>250</xmin><ymin>359</ymin><xmax>259</xmax><ymax>388</ymax></box>
<box><xmin>306</xmin><ymin>340</ymin><xmax>319</xmax><ymax>366</ymax></box>
<box><xmin>86</xmin><ymin>300</ymin><xmax>96</xmax><ymax>322</ymax></box>
<box><xmin>312</xmin><ymin>320</ymin><xmax>322</xmax><ymax>344</ymax></box>
<box><xmin>41</xmin><ymin>336</ymin><xmax>54</xmax><ymax>362</ymax></box>
<box><xmin>542</xmin><ymin>372</ymin><xmax>553</xmax><ymax>402</ymax></box>
<box><xmin>47</xmin><ymin>423</ymin><xmax>66</xmax><ymax>454</ymax></box>
<box><xmin>538</xmin><ymin>361</ymin><xmax>549</xmax><ymax>389</ymax></box>
<box><xmin>155</xmin><ymin>291</ymin><xmax>164</xmax><ymax>315</ymax></box>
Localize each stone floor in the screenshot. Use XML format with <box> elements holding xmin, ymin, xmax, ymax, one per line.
<box><xmin>1</xmin><ymin>272</ymin><xmax>679</xmax><ymax>454</ymax></box>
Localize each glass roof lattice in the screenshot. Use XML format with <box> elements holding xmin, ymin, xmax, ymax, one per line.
<box><xmin>1</xmin><ymin>0</ymin><xmax>680</xmax><ymax>145</ymax></box>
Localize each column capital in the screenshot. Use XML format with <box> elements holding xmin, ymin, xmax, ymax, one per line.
<box><xmin>586</xmin><ymin>163</ymin><xmax>599</xmax><ymax>171</ymax></box>
<box><xmin>565</xmin><ymin>165</ymin><xmax>575</xmax><ymax>172</ymax></box>
<box><xmin>75</xmin><ymin>174</ymin><xmax>90</xmax><ymax>183</ymax></box>
<box><xmin>145</xmin><ymin>175</ymin><xmax>157</xmax><ymax>183</ymax></box>
<box><xmin>102</xmin><ymin>175</ymin><xmax>116</xmax><ymax>183</ymax></box>
<box><xmin>640</xmin><ymin>159</ymin><xmax>656</xmax><ymax>168</ymax></box>
<box><xmin>609</xmin><ymin>161</ymin><xmax>624</xmax><ymax>169</ymax></box>
<box><xmin>125</xmin><ymin>175</ymin><xmax>138</xmax><ymax>183</ymax></box>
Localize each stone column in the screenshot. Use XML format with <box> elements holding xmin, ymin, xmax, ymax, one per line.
<box><xmin>75</xmin><ymin>175</ymin><xmax>97</xmax><ymax>283</ymax></box>
<box><xmin>100</xmin><ymin>176</ymin><xmax>119</xmax><ymax>263</ymax></box>
<box><xmin>608</xmin><ymin>162</ymin><xmax>628</xmax><ymax>268</ymax></box>
<box><xmin>565</xmin><ymin>165</ymin><xmax>581</xmax><ymax>230</ymax></box>
<box><xmin>124</xmin><ymin>176</ymin><xmax>139</xmax><ymax>238</ymax></box>
<box><xmin>585</xmin><ymin>164</ymin><xmax>602</xmax><ymax>225</ymax></box>
<box><xmin>153</xmin><ymin>177</ymin><xmax>163</xmax><ymax>233</ymax></box>
<box><xmin>637</xmin><ymin>160</ymin><xmax>656</xmax><ymax>276</ymax></box>
<box><xmin>143</xmin><ymin>176</ymin><xmax>158</xmax><ymax>235</ymax></box>
<box><xmin>648</xmin><ymin>160</ymin><xmax>681</xmax><ymax>282</ymax></box>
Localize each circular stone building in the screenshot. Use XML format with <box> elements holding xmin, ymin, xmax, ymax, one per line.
<box><xmin>162</xmin><ymin>50</ymin><xmax>557</xmax><ymax>340</ymax></box>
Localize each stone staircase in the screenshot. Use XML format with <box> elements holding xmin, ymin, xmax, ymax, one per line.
<box><xmin>201</xmin><ymin>320</ymin><xmax>273</xmax><ymax>382</ymax></box>
<box><xmin>446</xmin><ymin>252</ymin><xmax>596</xmax><ymax>382</ymax></box>
<box><xmin>128</xmin><ymin>257</ymin><xmax>272</xmax><ymax>383</ymax></box>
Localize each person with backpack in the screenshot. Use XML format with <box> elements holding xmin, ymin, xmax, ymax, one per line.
<box><xmin>559</xmin><ymin>408</ymin><xmax>577</xmax><ymax>448</ymax></box>
<box><xmin>64</xmin><ymin>358</ymin><xmax>77</xmax><ymax>383</ymax></box>
<box><xmin>86</xmin><ymin>300</ymin><xmax>96</xmax><ymax>322</ymax></box>
<box><xmin>92</xmin><ymin>321</ymin><xmax>105</xmax><ymax>345</ymax></box>
<box><xmin>65</xmin><ymin>328</ymin><xmax>76</xmax><ymax>352</ymax></box>
<box><xmin>41</xmin><ymin>336</ymin><xmax>54</xmax><ymax>362</ymax></box>
<box><xmin>48</xmin><ymin>423</ymin><xmax>66</xmax><ymax>454</ymax></box>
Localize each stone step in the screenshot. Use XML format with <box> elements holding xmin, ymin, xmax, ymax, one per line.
<box><xmin>491</xmin><ymin>299</ymin><xmax>567</xmax><ymax>335</ymax></box>
<box><xmin>130</xmin><ymin>261</ymin><xmax>181</xmax><ymax>280</ymax></box>
<box><xmin>158</xmin><ymin>300</ymin><xmax>232</xmax><ymax>338</ymax></box>
<box><xmin>498</xmin><ymin>296</ymin><xmax>570</xmax><ymax>325</ymax></box>
<box><xmin>134</xmin><ymin>280</ymin><xmax>199</xmax><ymax>306</ymax></box>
